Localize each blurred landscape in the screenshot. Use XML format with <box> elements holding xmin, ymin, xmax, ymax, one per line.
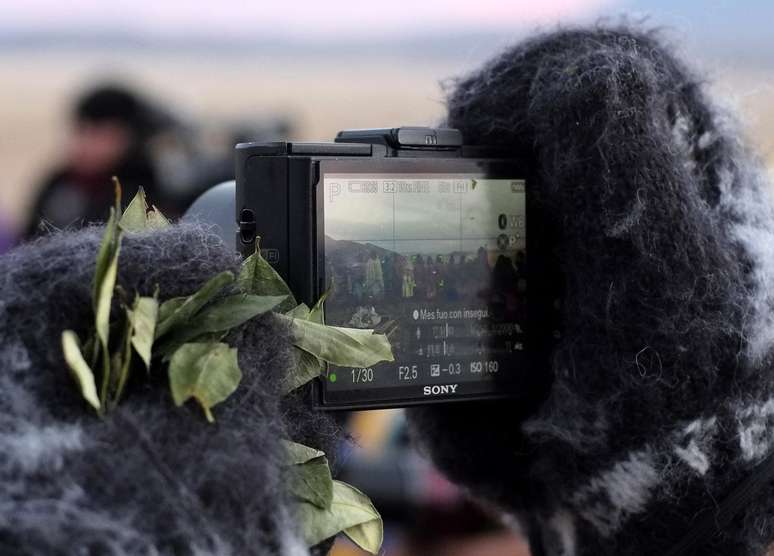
<box><xmin>0</xmin><ymin>48</ymin><xmax>455</xmax><ymax>230</ymax></box>
<box><xmin>3</xmin><ymin>0</ymin><xmax>774</xmax><ymax>234</ymax></box>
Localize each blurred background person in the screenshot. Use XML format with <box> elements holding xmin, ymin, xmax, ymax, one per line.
<box><xmin>21</xmin><ymin>82</ymin><xmax>294</xmax><ymax>239</ymax></box>
<box><xmin>24</xmin><ymin>83</ymin><xmax>173</xmax><ymax>237</ymax></box>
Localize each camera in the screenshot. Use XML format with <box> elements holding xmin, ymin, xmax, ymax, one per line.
<box><xmin>189</xmin><ymin>127</ymin><xmax>560</xmax><ymax>409</ymax></box>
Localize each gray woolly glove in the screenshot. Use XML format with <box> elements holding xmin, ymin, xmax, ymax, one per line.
<box><xmin>0</xmin><ymin>224</ymin><xmax>338</xmax><ymax>555</ymax></box>
<box><xmin>408</xmin><ymin>27</ymin><xmax>774</xmax><ymax>556</ymax></box>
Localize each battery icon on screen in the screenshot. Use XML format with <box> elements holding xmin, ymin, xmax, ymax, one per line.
<box><xmin>348</xmin><ymin>180</ymin><xmax>377</xmax><ymax>193</ymax></box>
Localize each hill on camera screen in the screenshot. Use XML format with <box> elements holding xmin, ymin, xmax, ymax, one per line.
<box><xmin>322</xmin><ymin>173</ymin><xmax>526</xmax><ymax>402</ymax></box>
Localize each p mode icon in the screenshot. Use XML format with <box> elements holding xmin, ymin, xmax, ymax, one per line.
<box><xmin>328</xmin><ymin>182</ymin><xmax>341</xmax><ymax>202</ymax></box>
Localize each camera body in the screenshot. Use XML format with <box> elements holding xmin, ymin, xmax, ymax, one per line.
<box><xmin>235</xmin><ymin>127</ymin><xmax>558</xmax><ymax>409</ymax></box>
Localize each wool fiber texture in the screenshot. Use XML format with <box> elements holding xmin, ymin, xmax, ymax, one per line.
<box><xmin>408</xmin><ymin>27</ymin><xmax>774</xmax><ymax>556</ymax></box>
<box><xmin>0</xmin><ymin>223</ymin><xmax>339</xmax><ymax>555</ymax></box>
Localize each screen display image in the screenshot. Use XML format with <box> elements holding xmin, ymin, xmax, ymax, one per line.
<box><xmin>322</xmin><ymin>173</ymin><xmax>526</xmax><ymax>402</ymax></box>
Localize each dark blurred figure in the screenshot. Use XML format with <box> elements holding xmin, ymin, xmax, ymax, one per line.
<box><xmin>25</xmin><ymin>84</ymin><xmax>173</xmax><ymax>238</ymax></box>
<box><xmin>492</xmin><ymin>254</ymin><xmax>518</xmax><ymax>291</ymax></box>
<box><xmin>514</xmin><ymin>249</ymin><xmax>526</xmax><ymax>277</ymax></box>
<box><xmin>173</xmin><ymin>117</ymin><xmax>295</xmax><ymax>203</ymax></box>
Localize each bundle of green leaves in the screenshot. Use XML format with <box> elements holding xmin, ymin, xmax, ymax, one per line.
<box><xmin>60</xmin><ymin>181</ymin><xmax>392</xmax><ymax>554</ymax></box>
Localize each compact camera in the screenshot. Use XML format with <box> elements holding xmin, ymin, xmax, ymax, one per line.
<box><xmin>229</xmin><ymin>127</ymin><xmax>560</xmax><ymax>410</ymax></box>
<box><xmin>189</xmin><ymin>127</ymin><xmax>559</xmax><ymax>409</ymax></box>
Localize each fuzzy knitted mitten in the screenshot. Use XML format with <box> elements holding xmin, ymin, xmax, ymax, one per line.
<box><xmin>0</xmin><ymin>224</ymin><xmax>339</xmax><ymax>555</ymax></box>
<box><xmin>409</xmin><ymin>27</ymin><xmax>774</xmax><ymax>556</ymax></box>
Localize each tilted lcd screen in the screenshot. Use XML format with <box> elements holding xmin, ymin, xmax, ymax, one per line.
<box><xmin>322</xmin><ymin>174</ymin><xmax>526</xmax><ymax>403</ymax></box>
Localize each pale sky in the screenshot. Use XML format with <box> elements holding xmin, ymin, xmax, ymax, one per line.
<box><xmin>5</xmin><ymin>0</ymin><xmax>773</xmax><ymax>62</ymax></box>
<box><xmin>2</xmin><ymin>0</ymin><xmax>614</xmax><ymax>39</ymax></box>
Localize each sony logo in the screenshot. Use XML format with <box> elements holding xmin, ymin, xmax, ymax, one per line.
<box><xmin>423</xmin><ymin>384</ymin><xmax>459</xmax><ymax>396</ymax></box>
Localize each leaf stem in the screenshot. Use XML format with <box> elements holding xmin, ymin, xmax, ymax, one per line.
<box><xmin>113</xmin><ymin>310</ymin><xmax>134</xmax><ymax>405</ymax></box>
<box><xmin>98</xmin><ymin>346</ymin><xmax>110</xmax><ymax>416</ymax></box>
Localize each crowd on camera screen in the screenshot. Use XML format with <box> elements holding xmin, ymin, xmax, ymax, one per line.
<box><xmin>328</xmin><ymin>245</ymin><xmax>527</xmax><ymax>308</ymax></box>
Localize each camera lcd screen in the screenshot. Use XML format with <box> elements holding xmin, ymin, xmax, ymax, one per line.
<box><xmin>321</xmin><ymin>173</ymin><xmax>526</xmax><ymax>405</ymax></box>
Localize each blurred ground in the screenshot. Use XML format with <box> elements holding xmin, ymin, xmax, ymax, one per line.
<box><xmin>712</xmin><ymin>69</ymin><xmax>774</xmax><ymax>163</ymax></box>
<box><xmin>2</xmin><ymin>51</ymin><xmax>774</xmax><ymax>235</ymax></box>
<box><xmin>0</xmin><ymin>51</ymin><xmax>457</xmax><ymax>231</ymax></box>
